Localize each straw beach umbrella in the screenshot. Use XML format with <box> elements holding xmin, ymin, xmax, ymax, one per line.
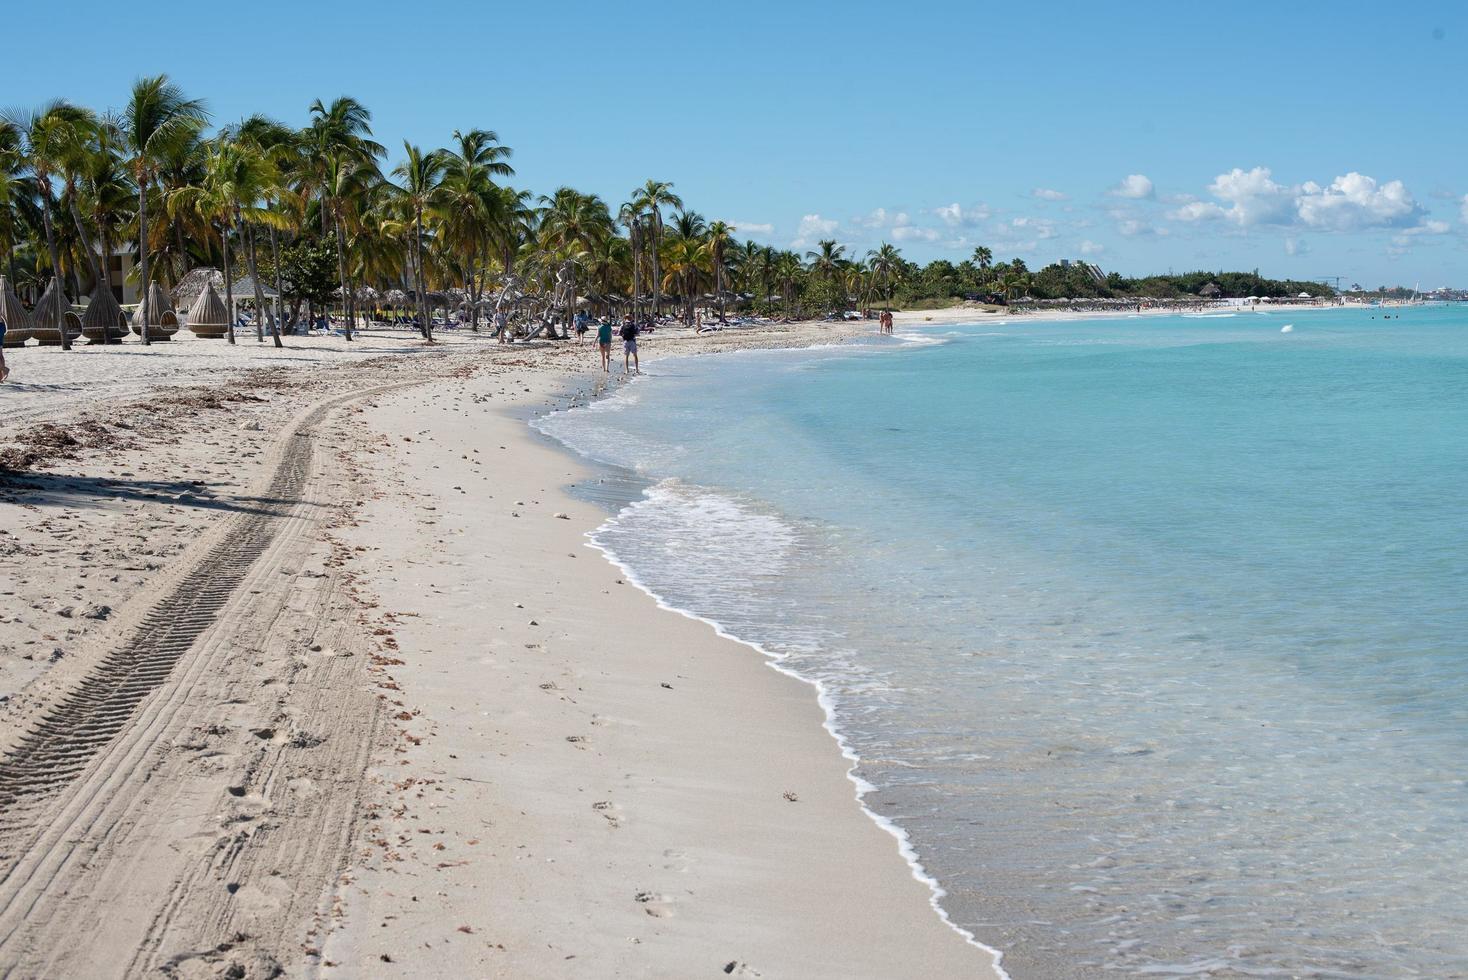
<box><xmin>31</xmin><ymin>278</ymin><xmax>81</xmax><ymax>347</ymax></box>
<box><xmin>0</xmin><ymin>276</ymin><xmax>35</xmax><ymax>348</ymax></box>
<box><xmin>80</xmin><ymin>287</ymin><xmax>129</xmax><ymax>344</ymax></box>
<box><xmin>132</xmin><ymin>282</ymin><xmax>180</xmax><ymax>340</ymax></box>
<box><xmin>172</xmin><ymin>267</ymin><xmax>224</xmax><ymax>309</ymax></box>
<box><xmin>185</xmin><ymin>281</ymin><xmax>230</xmax><ymax>338</ymax></box>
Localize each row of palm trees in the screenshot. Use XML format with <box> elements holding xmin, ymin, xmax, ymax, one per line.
<box><xmin>1</xmin><ymin>77</ymin><xmax>1016</xmax><ymax>353</ymax></box>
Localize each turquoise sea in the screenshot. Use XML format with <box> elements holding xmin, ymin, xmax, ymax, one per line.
<box><xmin>535</xmin><ymin>306</ymin><xmax>1468</xmax><ymax>978</ymax></box>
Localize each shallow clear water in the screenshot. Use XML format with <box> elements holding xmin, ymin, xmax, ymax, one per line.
<box><xmin>534</xmin><ymin>307</ymin><xmax>1468</xmax><ymax>978</ymax></box>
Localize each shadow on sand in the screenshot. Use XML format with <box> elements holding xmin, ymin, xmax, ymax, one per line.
<box><xmin>0</xmin><ymin>471</ymin><xmax>323</xmax><ymax>518</ymax></box>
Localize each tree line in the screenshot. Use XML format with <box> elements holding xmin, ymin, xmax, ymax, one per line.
<box><xmin>0</xmin><ymin>77</ymin><xmax>1334</xmax><ymax>351</ymax></box>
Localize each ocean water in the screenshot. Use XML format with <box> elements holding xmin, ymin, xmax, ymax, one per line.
<box><xmin>534</xmin><ymin>307</ymin><xmax>1468</xmax><ymax>978</ymax></box>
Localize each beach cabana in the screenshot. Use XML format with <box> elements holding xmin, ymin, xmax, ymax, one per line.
<box><xmin>185</xmin><ymin>281</ymin><xmax>230</xmax><ymax>338</ymax></box>
<box><xmin>1199</xmin><ymin>282</ymin><xmax>1222</xmax><ymax>300</ymax></box>
<box><xmin>80</xmin><ymin>287</ymin><xmax>128</xmax><ymax>344</ymax></box>
<box><xmin>31</xmin><ymin>278</ymin><xmax>81</xmax><ymax>346</ymax></box>
<box><xmin>172</xmin><ymin>267</ymin><xmax>224</xmax><ymax>310</ymax></box>
<box><xmin>132</xmin><ymin>282</ymin><xmax>181</xmax><ymax>340</ymax></box>
<box><xmin>0</xmin><ymin>276</ymin><xmax>34</xmax><ymax>348</ymax></box>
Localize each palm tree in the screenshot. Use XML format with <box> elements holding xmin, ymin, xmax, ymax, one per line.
<box><xmin>8</xmin><ymin>101</ymin><xmax>96</xmax><ymax>349</ymax></box>
<box><xmin>80</xmin><ymin>114</ymin><xmax>132</xmax><ymax>303</ymax></box>
<box><xmin>121</xmin><ymin>76</ymin><xmax>208</xmax><ymax>345</ymax></box>
<box><xmin>971</xmin><ymin>245</ymin><xmax>992</xmax><ymax>274</ymax></box>
<box><xmin>392</xmin><ymin>142</ymin><xmax>448</xmax><ymax>341</ymax></box>
<box><xmin>706</xmin><ymin>220</ymin><xmax>734</xmax><ymax>321</ymax></box>
<box><xmin>173</xmin><ymin>142</ymin><xmax>283</xmax><ymax>345</ymax></box>
<box><xmin>0</xmin><ymin>120</ymin><xmax>25</xmax><ymax>283</ymax></box>
<box><xmin>439</xmin><ymin>129</ymin><xmax>514</xmax><ymax>327</ymax></box>
<box><xmin>628</xmin><ymin>179</ymin><xmax>682</xmax><ymax>320</ymax></box>
<box><xmin>236</xmin><ymin>115</ymin><xmax>301</xmax><ymax>346</ymax></box>
<box><xmin>867</xmin><ymin>242</ymin><xmax>902</xmax><ymax>307</ymax></box>
<box><xmin>305</xmin><ymin>97</ymin><xmax>383</xmax><ymax>333</ymax></box>
<box><xmin>538</xmin><ymin>187</ymin><xmax>614</xmax><ymax>332</ymax></box>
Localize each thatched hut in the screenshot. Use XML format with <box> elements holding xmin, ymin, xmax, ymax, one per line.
<box><xmin>185</xmin><ymin>281</ymin><xmax>230</xmax><ymax>338</ymax></box>
<box><xmin>80</xmin><ymin>288</ymin><xmax>128</xmax><ymax>344</ymax></box>
<box><xmin>1199</xmin><ymin>282</ymin><xmax>1222</xmax><ymax>299</ymax></box>
<box><xmin>0</xmin><ymin>276</ymin><xmax>34</xmax><ymax>348</ymax></box>
<box><xmin>132</xmin><ymin>282</ymin><xmax>180</xmax><ymax>339</ymax></box>
<box><xmin>172</xmin><ymin>267</ymin><xmax>224</xmax><ymax>310</ymax></box>
<box><xmin>31</xmin><ymin>278</ymin><xmax>81</xmax><ymax>346</ymax></box>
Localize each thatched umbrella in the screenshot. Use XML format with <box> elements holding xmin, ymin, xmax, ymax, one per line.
<box><xmin>31</xmin><ymin>278</ymin><xmax>81</xmax><ymax>347</ymax></box>
<box><xmin>185</xmin><ymin>281</ymin><xmax>230</xmax><ymax>339</ymax></box>
<box><xmin>80</xmin><ymin>287</ymin><xmax>129</xmax><ymax>344</ymax></box>
<box><xmin>132</xmin><ymin>282</ymin><xmax>180</xmax><ymax>340</ymax></box>
<box><xmin>384</xmin><ymin>288</ymin><xmax>408</xmax><ymax>307</ymax></box>
<box><xmin>172</xmin><ymin>267</ymin><xmax>224</xmax><ymax>309</ymax></box>
<box><xmin>0</xmin><ymin>275</ymin><xmax>34</xmax><ymax>348</ymax></box>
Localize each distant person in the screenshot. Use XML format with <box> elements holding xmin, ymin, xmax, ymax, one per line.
<box><xmin>494</xmin><ymin>310</ymin><xmax>509</xmax><ymax>343</ymax></box>
<box><xmin>575</xmin><ymin>310</ymin><xmax>590</xmax><ymax>342</ymax></box>
<box><xmin>597</xmin><ymin>318</ymin><xmax>613</xmax><ymax>372</ymax></box>
<box><xmin>620</xmin><ymin>316</ymin><xmax>640</xmax><ymax>375</ymax></box>
<box><xmin>0</xmin><ymin>316</ymin><xmax>8</xmax><ymax>383</ymax></box>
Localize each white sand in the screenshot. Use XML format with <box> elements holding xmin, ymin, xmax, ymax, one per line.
<box><xmin>0</xmin><ymin>321</ymin><xmax>1004</xmax><ymax>978</ymax></box>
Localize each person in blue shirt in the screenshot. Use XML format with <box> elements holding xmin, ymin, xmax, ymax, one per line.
<box><xmin>596</xmin><ymin>319</ymin><xmax>613</xmax><ymax>371</ymax></box>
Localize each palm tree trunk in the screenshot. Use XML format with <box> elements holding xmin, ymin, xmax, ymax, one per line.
<box><xmin>222</xmin><ymin>224</ymin><xmax>237</xmax><ymax>345</ymax></box>
<box><xmin>67</xmin><ymin>197</ymin><xmax>103</xmax><ymax>293</ymax></box>
<box><xmin>415</xmin><ymin>207</ymin><xmax>432</xmax><ymax>342</ymax></box>
<box><xmin>651</xmin><ymin>215</ymin><xmax>662</xmax><ymax>321</ymax></box>
<box><xmin>244</xmin><ymin>220</ymin><xmax>275</xmax><ymax>346</ymax></box>
<box><xmin>137</xmin><ymin>179</ymin><xmax>151</xmax><ymax>346</ymax></box>
<box><xmin>268</xmin><ymin>218</ymin><xmax>286</xmax><ymax>343</ymax></box>
<box><xmin>332</xmin><ymin>210</ymin><xmax>353</xmax><ymax>342</ymax></box>
<box><xmin>38</xmin><ymin>198</ymin><xmax>72</xmax><ymax>352</ymax></box>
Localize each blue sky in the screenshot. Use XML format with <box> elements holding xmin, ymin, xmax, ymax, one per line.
<box><xmin>11</xmin><ymin>0</ymin><xmax>1467</xmax><ymax>287</ymax></box>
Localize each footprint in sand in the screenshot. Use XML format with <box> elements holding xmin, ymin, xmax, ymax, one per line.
<box><xmin>633</xmin><ymin>890</ymin><xmax>673</xmax><ymax>918</ymax></box>
<box><xmin>591</xmin><ymin>800</ymin><xmax>622</xmax><ymax>829</ymax></box>
<box><xmin>661</xmin><ymin>849</ymin><xmax>691</xmax><ymax>873</ymax></box>
<box><xmin>565</xmin><ymin>735</ymin><xmax>588</xmax><ymax>749</ymax></box>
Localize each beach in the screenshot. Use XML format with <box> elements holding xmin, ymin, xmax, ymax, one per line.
<box><xmin>0</xmin><ymin>323</ymin><xmax>1001</xmax><ymax>978</ymax></box>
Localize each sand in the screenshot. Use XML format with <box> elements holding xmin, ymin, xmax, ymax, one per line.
<box><xmin>0</xmin><ymin>321</ymin><xmax>1003</xmax><ymax>978</ymax></box>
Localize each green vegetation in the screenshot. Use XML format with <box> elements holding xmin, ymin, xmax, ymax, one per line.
<box><xmin>0</xmin><ymin>78</ymin><xmax>1336</xmax><ymax>344</ymax></box>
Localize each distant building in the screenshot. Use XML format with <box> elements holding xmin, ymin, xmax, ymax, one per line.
<box><xmin>1199</xmin><ymin>282</ymin><xmax>1223</xmax><ymax>299</ymax></box>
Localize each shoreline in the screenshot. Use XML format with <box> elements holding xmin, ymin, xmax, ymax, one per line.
<box><xmin>527</xmin><ymin>351</ymin><xmax>1012</xmax><ymax>972</ymax></box>
<box><xmin>316</xmin><ymin>352</ymin><xmax>1003</xmax><ymax>977</ymax></box>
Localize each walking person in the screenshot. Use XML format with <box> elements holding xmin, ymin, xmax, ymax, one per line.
<box><xmin>620</xmin><ymin>315</ymin><xmax>640</xmax><ymax>375</ymax></box>
<box><xmin>0</xmin><ymin>316</ymin><xmax>9</xmax><ymax>383</ymax></box>
<box><xmin>494</xmin><ymin>309</ymin><xmax>509</xmax><ymax>344</ymax></box>
<box><xmin>597</xmin><ymin>318</ymin><xmax>613</xmax><ymax>372</ymax></box>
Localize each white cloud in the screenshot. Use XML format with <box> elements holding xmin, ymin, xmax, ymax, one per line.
<box><xmin>730</xmin><ymin>221</ymin><xmax>774</xmax><ymax>236</ymax></box>
<box><xmin>1172</xmin><ymin>167</ymin><xmax>1429</xmax><ymax>232</ymax></box>
<box><xmin>1078</xmin><ymin>239</ymin><xmax>1104</xmax><ymax>255</ymax></box>
<box><xmin>1118</xmin><ymin>218</ymin><xmax>1160</xmax><ymax>237</ymax></box>
<box><xmin>1295</xmin><ymin>173</ymin><xmax>1423</xmax><ymax>231</ymax></box>
<box><xmin>1010</xmin><ymin>216</ymin><xmax>1057</xmax><ymax>239</ymax></box>
<box><xmin>790</xmin><ymin>213</ymin><xmax>839</xmax><ymax>247</ymax></box>
<box><xmin>1284</xmin><ymin>237</ymin><xmax>1308</xmax><ymax>256</ymax></box>
<box><xmin>892</xmin><ymin>225</ymin><xmax>939</xmax><ymax>242</ymax></box>
<box><xmin>1110</xmin><ymin>174</ymin><xmax>1155</xmax><ymax>199</ymax></box>
<box><xmin>1207</xmin><ymin>166</ymin><xmax>1295</xmax><ymax>226</ymax></box>
<box><xmin>1461</xmin><ymin>194</ymin><xmax>1468</xmax><ymax>224</ymax></box>
<box><xmin>854</xmin><ymin>207</ymin><xmax>889</xmax><ymax>228</ymax></box>
<box><xmin>1168</xmin><ymin>201</ymin><xmax>1231</xmax><ymax>223</ymax></box>
<box><xmin>932</xmin><ymin>202</ymin><xmax>990</xmax><ymax>227</ymax></box>
<box><xmin>1032</xmin><ymin>187</ymin><xmax>1068</xmax><ymax>201</ymax></box>
<box><xmin>1404</xmin><ymin>219</ymin><xmax>1451</xmax><ymax>236</ymax></box>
